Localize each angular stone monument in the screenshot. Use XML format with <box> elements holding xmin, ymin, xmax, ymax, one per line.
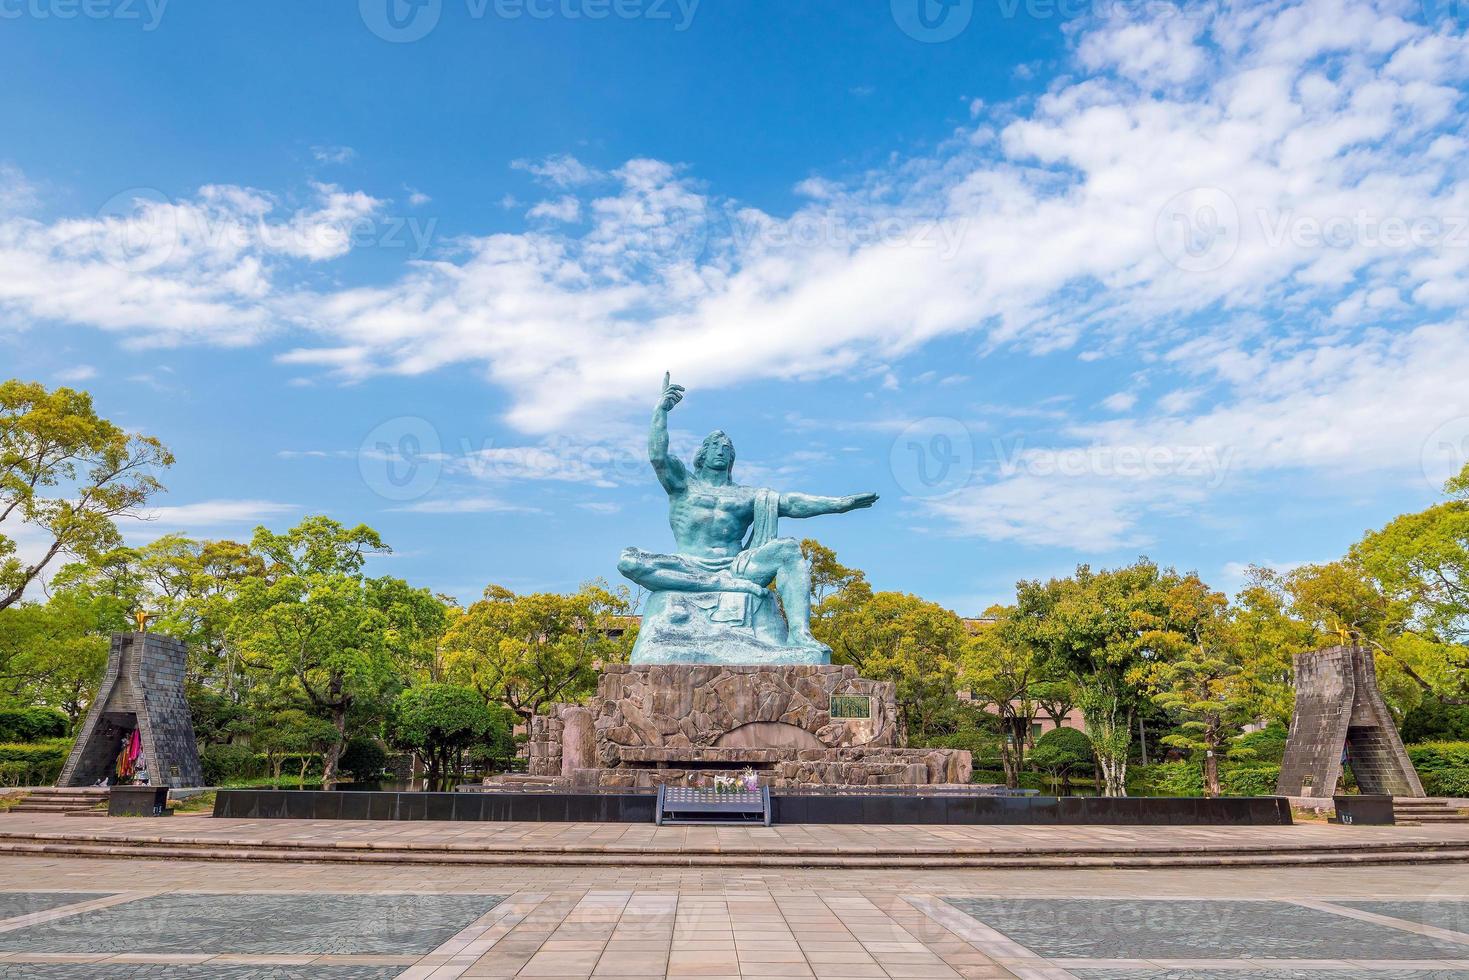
<box><xmin>511</xmin><ymin>376</ymin><xmax>970</xmax><ymax>789</ymax></box>
<box><xmin>1276</xmin><ymin>644</ymin><xmax>1424</xmax><ymax>800</ymax></box>
<box><xmin>58</xmin><ymin>631</ymin><xmax>203</xmax><ymax>790</ymax></box>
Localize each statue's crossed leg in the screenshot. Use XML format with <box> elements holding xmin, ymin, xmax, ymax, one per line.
<box><xmin>617</xmin><ymin>538</ymin><xmax>824</xmax><ymax>649</ymax></box>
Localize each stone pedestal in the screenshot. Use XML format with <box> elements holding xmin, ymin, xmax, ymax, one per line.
<box><xmin>518</xmin><ymin>664</ymin><xmax>970</xmax><ymax>789</ymax></box>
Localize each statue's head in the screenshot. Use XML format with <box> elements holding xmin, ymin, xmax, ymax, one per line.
<box><xmin>694</xmin><ymin>430</ymin><xmax>735</xmax><ymax>475</ymax></box>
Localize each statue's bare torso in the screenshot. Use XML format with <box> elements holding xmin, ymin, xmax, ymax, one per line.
<box><xmin>668</xmin><ymin>484</ymin><xmax>756</xmax><ymax>559</ymax></box>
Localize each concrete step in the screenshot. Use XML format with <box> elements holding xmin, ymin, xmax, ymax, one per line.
<box><xmin>2</xmin><ymin>838</ymin><xmax>1469</xmax><ymax>869</ymax></box>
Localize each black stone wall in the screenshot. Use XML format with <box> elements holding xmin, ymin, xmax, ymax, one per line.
<box><xmin>213</xmin><ymin>789</ymin><xmax>1292</xmax><ymax>825</ymax></box>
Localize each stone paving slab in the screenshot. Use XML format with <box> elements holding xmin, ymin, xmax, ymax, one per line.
<box><xmin>5</xmin><ymin>857</ymin><xmax>1469</xmax><ymax>978</ymax></box>
<box><xmin>1340</xmin><ymin>903</ymin><xmax>1469</xmax><ymax>936</ymax></box>
<box><xmin>0</xmin><ymin>895</ymin><xmax>104</xmax><ymax>921</ymax></box>
<box><xmin>1072</xmin><ymin>972</ymin><xmax>1469</xmax><ymax>979</ymax></box>
<box><xmin>0</xmin><ymin>893</ymin><xmax>505</xmax><ymax>955</ymax></box>
<box><xmin>943</xmin><ymin>899</ymin><xmax>1468</xmax><ymax>961</ymax></box>
<box><xmin>0</xmin><ymin>967</ymin><xmax>404</xmax><ymax>979</ymax></box>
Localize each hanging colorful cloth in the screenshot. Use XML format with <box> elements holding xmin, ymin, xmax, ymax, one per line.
<box><xmin>116</xmin><ymin>730</ymin><xmax>142</xmax><ymax>779</ymax></box>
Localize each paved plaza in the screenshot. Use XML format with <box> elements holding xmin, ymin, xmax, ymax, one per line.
<box><xmin>4</xmin><ymin>847</ymin><xmax>1469</xmax><ymax>979</ymax></box>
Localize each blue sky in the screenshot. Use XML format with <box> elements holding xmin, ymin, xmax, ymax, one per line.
<box><xmin>3</xmin><ymin>0</ymin><xmax>1469</xmax><ymax>613</ymax></box>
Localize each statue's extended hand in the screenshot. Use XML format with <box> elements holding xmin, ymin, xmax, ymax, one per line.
<box><xmin>658</xmin><ymin>372</ymin><xmax>686</xmax><ymax>412</ymax></box>
<box><xmin>844</xmin><ymin>492</ymin><xmax>879</xmax><ymax>511</ymax></box>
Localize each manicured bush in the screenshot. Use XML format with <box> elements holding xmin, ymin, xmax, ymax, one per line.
<box><xmin>1129</xmin><ymin>761</ymin><xmax>1203</xmax><ymax>796</ymax></box>
<box><xmin>1421</xmin><ymin>768</ymin><xmax>1469</xmax><ymax>797</ymax></box>
<box><xmin>1221</xmin><ymin>764</ymin><xmax>1281</xmax><ymax>797</ymax></box>
<box><xmin>0</xmin><ymin>708</ymin><xmax>69</xmax><ymax>743</ymax></box>
<box><xmin>1232</xmin><ymin>723</ymin><xmax>1288</xmax><ymax>765</ymax></box>
<box><xmin>199</xmin><ymin>743</ymin><xmax>263</xmax><ymax>786</ymax></box>
<box><xmin>1407</xmin><ymin>742</ymin><xmax>1469</xmax><ymax>773</ymax></box>
<box><xmin>1028</xmin><ymin>727</ymin><xmax>1094</xmax><ymax>786</ymax></box>
<box><xmin>339</xmin><ymin>737</ymin><xmax>388</xmax><ymax>782</ymax></box>
<box><xmin>0</xmin><ymin>741</ymin><xmax>69</xmax><ymax>786</ymax></box>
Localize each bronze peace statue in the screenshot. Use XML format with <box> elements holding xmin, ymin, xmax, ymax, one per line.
<box><xmin>617</xmin><ymin>374</ymin><xmax>878</xmax><ymax>665</ymax></box>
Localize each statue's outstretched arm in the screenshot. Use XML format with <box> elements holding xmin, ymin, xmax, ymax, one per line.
<box><xmin>650</xmin><ymin>372</ymin><xmax>688</xmax><ymax>493</ymax></box>
<box><xmin>778</xmin><ymin>491</ymin><xmax>879</xmax><ymax>519</ymax></box>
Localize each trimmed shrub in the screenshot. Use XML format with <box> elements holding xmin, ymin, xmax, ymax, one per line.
<box><xmin>339</xmin><ymin>738</ymin><xmax>388</xmax><ymax>782</ymax></box>
<box><xmin>0</xmin><ymin>741</ymin><xmax>69</xmax><ymax>786</ymax></box>
<box><xmin>1408</xmin><ymin>742</ymin><xmax>1469</xmax><ymax>772</ymax></box>
<box><xmin>1129</xmin><ymin>761</ymin><xmax>1203</xmax><ymax>796</ymax></box>
<box><xmin>1421</xmin><ymin>768</ymin><xmax>1469</xmax><ymax>797</ymax></box>
<box><xmin>199</xmin><ymin>743</ymin><xmax>263</xmax><ymax>786</ymax></box>
<box><xmin>1232</xmin><ymin>723</ymin><xmax>1288</xmax><ymax>766</ymax></box>
<box><xmin>1221</xmin><ymin>764</ymin><xmax>1281</xmax><ymax>797</ymax></box>
<box><xmin>0</xmin><ymin>708</ymin><xmax>69</xmax><ymax>743</ymax></box>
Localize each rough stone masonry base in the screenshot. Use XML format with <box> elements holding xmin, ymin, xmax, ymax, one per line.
<box><xmin>514</xmin><ymin>664</ymin><xmax>971</xmax><ymax>789</ymax></box>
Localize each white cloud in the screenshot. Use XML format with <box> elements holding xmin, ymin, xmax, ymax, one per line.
<box><xmin>512</xmin><ymin>153</ymin><xmax>602</xmax><ymax>188</ymax></box>
<box><xmin>311</xmin><ymin>145</ymin><xmax>356</xmax><ymax>165</ymax></box>
<box><xmin>130</xmin><ymin>499</ymin><xmax>299</xmax><ymax>532</ymax></box>
<box><xmin>0</xmin><ymin>182</ymin><xmax>381</xmax><ymax>344</ymax></box>
<box><xmin>1101</xmin><ymin>391</ymin><xmax>1138</xmax><ymax>412</ymax></box>
<box><xmin>0</xmin><ymin>164</ymin><xmax>38</xmax><ymax>215</ymax></box>
<box><xmin>527</xmin><ymin>195</ymin><xmax>581</xmax><ymax>222</ymax></box>
<box><xmin>391</xmin><ymin>496</ymin><xmax>536</xmax><ymax>514</ymax></box>
<box><xmin>54</xmin><ymin>365</ymin><xmax>97</xmax><ymax>382</ymax></box>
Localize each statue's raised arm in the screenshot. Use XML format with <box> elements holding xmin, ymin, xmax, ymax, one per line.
<box><xmin>648</xmin><ymin>372</ymin><xmax>688</xmax><ymax>494</ymax></box>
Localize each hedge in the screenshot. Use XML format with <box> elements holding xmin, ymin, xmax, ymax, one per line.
<box><xmin>0</xmin><ymin>741</ymin><xmax>70</xmax><ymax>787</ymax></box>
<box><xmin>1407</xmin><ymin>743</ymin><xmax>1469</xmax><ymax>797</ymax></box>
<box><xmin>1129</xmin><ymin>760</ymin><xmax>1282</xmax><ymax>797</ymax></box>
<box><xmin>0</xmin><ymin>708</ymin><xmax>69</xmax><ymax>743</ymax></box>
<box><xmin>1407</xmin><ymin>742</ymin><xmax>1469</xmax><ymax>772</ymax></box>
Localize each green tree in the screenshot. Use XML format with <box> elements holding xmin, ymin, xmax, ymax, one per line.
<box><xmin>817</xmin><ymin>588</ymin><xmax>967</xmax><ymax>744</ymax></box>
<box><xmin>959</xmin><ymin>608</ymin><xmax>1047</xmax><ymax>788</ymax></box>
<box><xmin>1140</xmin><ymin>575</ymin><xmax>1252</xmax><ymax>797</ymax></box>
<box><xmin>1028</xmin><ymin>725</ymin><xmax>1093</xmax><ymax>793</ymax></box>
<box><xmin>442</xmin><ymin>582</ymin><xmax>634</xmax><ymax>724</ymax></box>
<box><xmin>230</xmin><ymin>516</ymin><xmax>434</xmax><ymax>787</ymax></box>
<box><xmin>1012</xmin><ymin>560</ymin><xmax>1176</xmax><ymax>796</ymax></box>
<box><xmin>1</xmin><ymin>380</ymin><xmax>173</xmax><ymax>611</ymax></box>
<box><xmin>389</xmin><ymin>683</ymin><xmax>499</xmax><ymax>790</ymax></box>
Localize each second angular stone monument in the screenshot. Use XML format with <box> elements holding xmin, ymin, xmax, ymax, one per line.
<box><xmin>1277</xmin><ymin>644</ymin><xmax>1424</xmax><ymax>800</ymax></box>
<box><xmin>519</xmin><ymin>376</ymin><xmax>970</xmax><ymax>789</ymax></box>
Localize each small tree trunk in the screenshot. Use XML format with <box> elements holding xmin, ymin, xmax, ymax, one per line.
<box><xmin>322</xmin><ymin>710</ymin><xmax>347</xmax><ymax>790</ymax></box>
<box><xmin>1203</xmin><ymin>750</ymin><xmax>1220</xmax><ymax>798</ymax></box>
